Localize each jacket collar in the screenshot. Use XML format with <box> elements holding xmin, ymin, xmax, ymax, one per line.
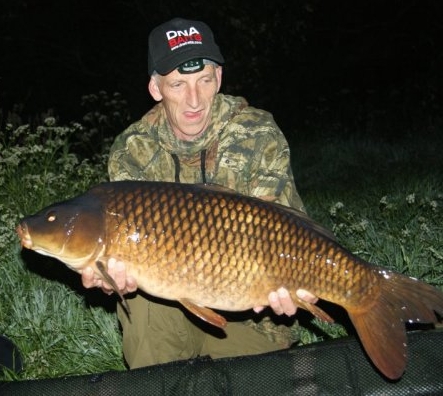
<box><xmin>142</xmin><ymin>93</ymin><xmax>248</xmax><ymax>158</ymax></box>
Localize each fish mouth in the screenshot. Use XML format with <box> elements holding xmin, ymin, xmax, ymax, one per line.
<box><xmin>16</xmin><ymin>223</ymin><xmax>33</xmax><ymax>249</ymax></box>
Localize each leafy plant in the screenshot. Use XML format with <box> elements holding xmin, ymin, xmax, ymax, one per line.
<box><xmin>0</xmin><ymin>106</ymin><xmax>122</xmax><ymax>380</ymax></box>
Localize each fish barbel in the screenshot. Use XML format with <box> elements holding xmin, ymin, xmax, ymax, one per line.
<box><xmin>16</xmin><ymin>181</ymin><xmax>443</xmax><ymax>379</ymax></box>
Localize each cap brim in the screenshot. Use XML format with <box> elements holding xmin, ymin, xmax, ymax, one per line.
<box><xmin>155</xmin><ymin>47</ymin><xmax>224</xmax><ymax>75</ymax></box>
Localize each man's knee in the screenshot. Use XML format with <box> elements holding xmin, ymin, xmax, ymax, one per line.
<box><xmin>117</xmin><ymin>295</ymin><xmax>205</xmax><ymax>368</ymax></box>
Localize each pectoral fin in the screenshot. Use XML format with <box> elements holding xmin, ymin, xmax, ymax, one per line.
<box><xmin>96</xmin><ymin>260</ymin><xmax>131</xmax><ymax>315</ymax></box>
<box><xmin>179</xmin><ymin>298</ymin><xmax>227</xmax><ymax>328</ymax></box>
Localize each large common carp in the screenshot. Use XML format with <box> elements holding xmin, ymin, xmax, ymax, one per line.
<box><xmin>16</xmin><ymin>181</ymin><xmax>443</xmax><ymax>379</ymax></box>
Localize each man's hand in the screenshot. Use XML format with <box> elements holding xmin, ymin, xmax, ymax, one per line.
<box><xmin>80</xmin><ymin>258</ymin><xmax>137</xmax><ymax>295</ymax></box>
<box><xmin>253</xmin><ymin>287</ymin><xmax>318</xmax><ymax>316</ymax></box>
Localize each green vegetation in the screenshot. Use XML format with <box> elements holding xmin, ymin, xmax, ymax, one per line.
<box><xmin>293</xmin><ymin>134</ymin><xmax>443</xmax><ymax>343</ymax></box>
<box><xmin>0</xmin><ymin>93</ymin><xmax>127</xmax><ymax>380</ymax></box>
<box><xmin>1</xmin><ymin>96</ymin><xmax>442</xmax><ymax>380</ymax></box>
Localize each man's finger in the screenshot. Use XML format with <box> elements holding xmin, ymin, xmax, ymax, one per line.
<box><xmin>253</xmin><ymin>305</ymin><xmax>265</xmax><ymax>313</ymax></box>
<box><xmin>268</xmin><ymin>291</ymin><xmax>284</xmax><ymax>315</ymax></box>
<box><xmin>277</xmin><ymin>287</ymin><xmax>297</xmax><ymax>316</ymax></box>
<box><xmin>126</xmin><ymin>275</ymin><xmax>138</xmax><ymax>293</ymax></box>
<box><xmin>81</xmin><ymin>267</ymin><xmax>96</xmax><ymax>288</ymax></box>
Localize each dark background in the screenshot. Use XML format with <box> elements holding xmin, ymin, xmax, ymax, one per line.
<box><xmin>1</xmin><ymin>0</ymin><xmax>442</xmax><ymax>140</ymax></box>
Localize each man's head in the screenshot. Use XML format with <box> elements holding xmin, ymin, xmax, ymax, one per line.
<box><xmin>147</xmin><ymin>18</ymin><xmax>224</xmax><ymax>141</ymax></box>
<box><xmin>148</xmin><ymin>17</ymin><xmax>224</xmax><ymax>76</ymax></box>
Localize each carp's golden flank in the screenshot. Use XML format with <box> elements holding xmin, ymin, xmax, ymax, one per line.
<box><xmin>16</xmin><ymin>181</ymin><xmax>443</xmax><ymax>380</ymax></box>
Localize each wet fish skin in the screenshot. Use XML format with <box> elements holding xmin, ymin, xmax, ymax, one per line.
<box><xmin>16</xmin><ymin>181</ymin><xmax>443</xmax><ymax>380</ymax></box>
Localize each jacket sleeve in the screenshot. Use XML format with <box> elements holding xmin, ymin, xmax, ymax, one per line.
<box><xmin>227</xmin><ymin>107</ymin><xmax>306</xmax><ymax>213</ymax></box>
<box><xmin>107</xmin><ymin>121</ymin><xmax>151</xmax><ymax>182</ymax></box>
<box><xmin>249</xmin><ymin>127</ymin><xmax>306</xmax><ymax>212</ymax></box>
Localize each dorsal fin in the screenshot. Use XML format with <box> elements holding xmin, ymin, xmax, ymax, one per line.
<box><xmin>195</xmin><ymin>182</ymin><xmax>238</xmax><ymax>194</ymax></box>
<box><xmin>271</xmin><ymin>202</ymin><xmax>337</xmax><ymax>242</ymax></box>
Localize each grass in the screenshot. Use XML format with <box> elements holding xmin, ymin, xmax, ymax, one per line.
<box><xmin>0</xmin><ymin>116</ymin><xmax>126</xmax><ymax>380</ymax></box>
<box><xmin>2</xmin><ymin>250</ymin><xmax>124</xmax><ymax>379</ymax></box>
<box><xmin>292</xmin><ymin>132</ymin><xmax>443</xmax><ymax>342</ymax></box>
<box><xmin>0</xmin><ymin>104</ymin><xmax>442</xmax><ymax>380</ymax></box>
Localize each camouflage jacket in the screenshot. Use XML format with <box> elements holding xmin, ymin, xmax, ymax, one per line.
<box><xmin>108</xmin><ymin>93</ymin><xmax>305</xmax><ymax>344</ymax></box>
<box><xmin>108</xmin><ymin>93</ymin><xmax>305</xmax><ymax>212</ymax></box>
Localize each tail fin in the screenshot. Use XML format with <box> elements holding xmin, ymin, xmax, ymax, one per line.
<box><xmin>348</xmin><ymin>272</ymin><xmax>443</xmax><ymax>380</ymax></box>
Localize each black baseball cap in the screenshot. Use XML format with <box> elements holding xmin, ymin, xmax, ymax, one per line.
<box><xmin>148</xmin><ymin>17</ymin><xmax>225</xmax><ymax>76</ymax></box>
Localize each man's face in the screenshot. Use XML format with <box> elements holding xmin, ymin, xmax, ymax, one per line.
<box><xmin>149</xmin><ymin>65</ymin><xmax>222</xmax><ymax>141</ymax></box>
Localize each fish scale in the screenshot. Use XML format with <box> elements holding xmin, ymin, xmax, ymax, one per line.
<box><xmin>16</xmin><ymin>180</ymin><xmax>443</xmax><ymax>380</ymax></box>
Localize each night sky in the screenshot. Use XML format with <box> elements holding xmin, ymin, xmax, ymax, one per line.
<box><xmin>1</xmin><ymin>0</ymin><xmax>442</xmax><ymax>138</ymax></box>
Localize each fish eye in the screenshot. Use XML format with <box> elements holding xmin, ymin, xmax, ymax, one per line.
<box><xmin>47</xmin><ymin>211</ymin><xmax>57</xmax><ymax>222</ymax></box>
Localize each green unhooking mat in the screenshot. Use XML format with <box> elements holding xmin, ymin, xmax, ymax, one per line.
<box><xmin>2</xmin><ymin>329</ymin><xmax>443</xmax><ymax>395</ymax></box>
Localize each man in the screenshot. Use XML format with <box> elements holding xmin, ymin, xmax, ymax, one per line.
<box><xmin>82</xmin><ymin>17</ymin><xmax>317</xmax><ymax>369</ymax></box>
